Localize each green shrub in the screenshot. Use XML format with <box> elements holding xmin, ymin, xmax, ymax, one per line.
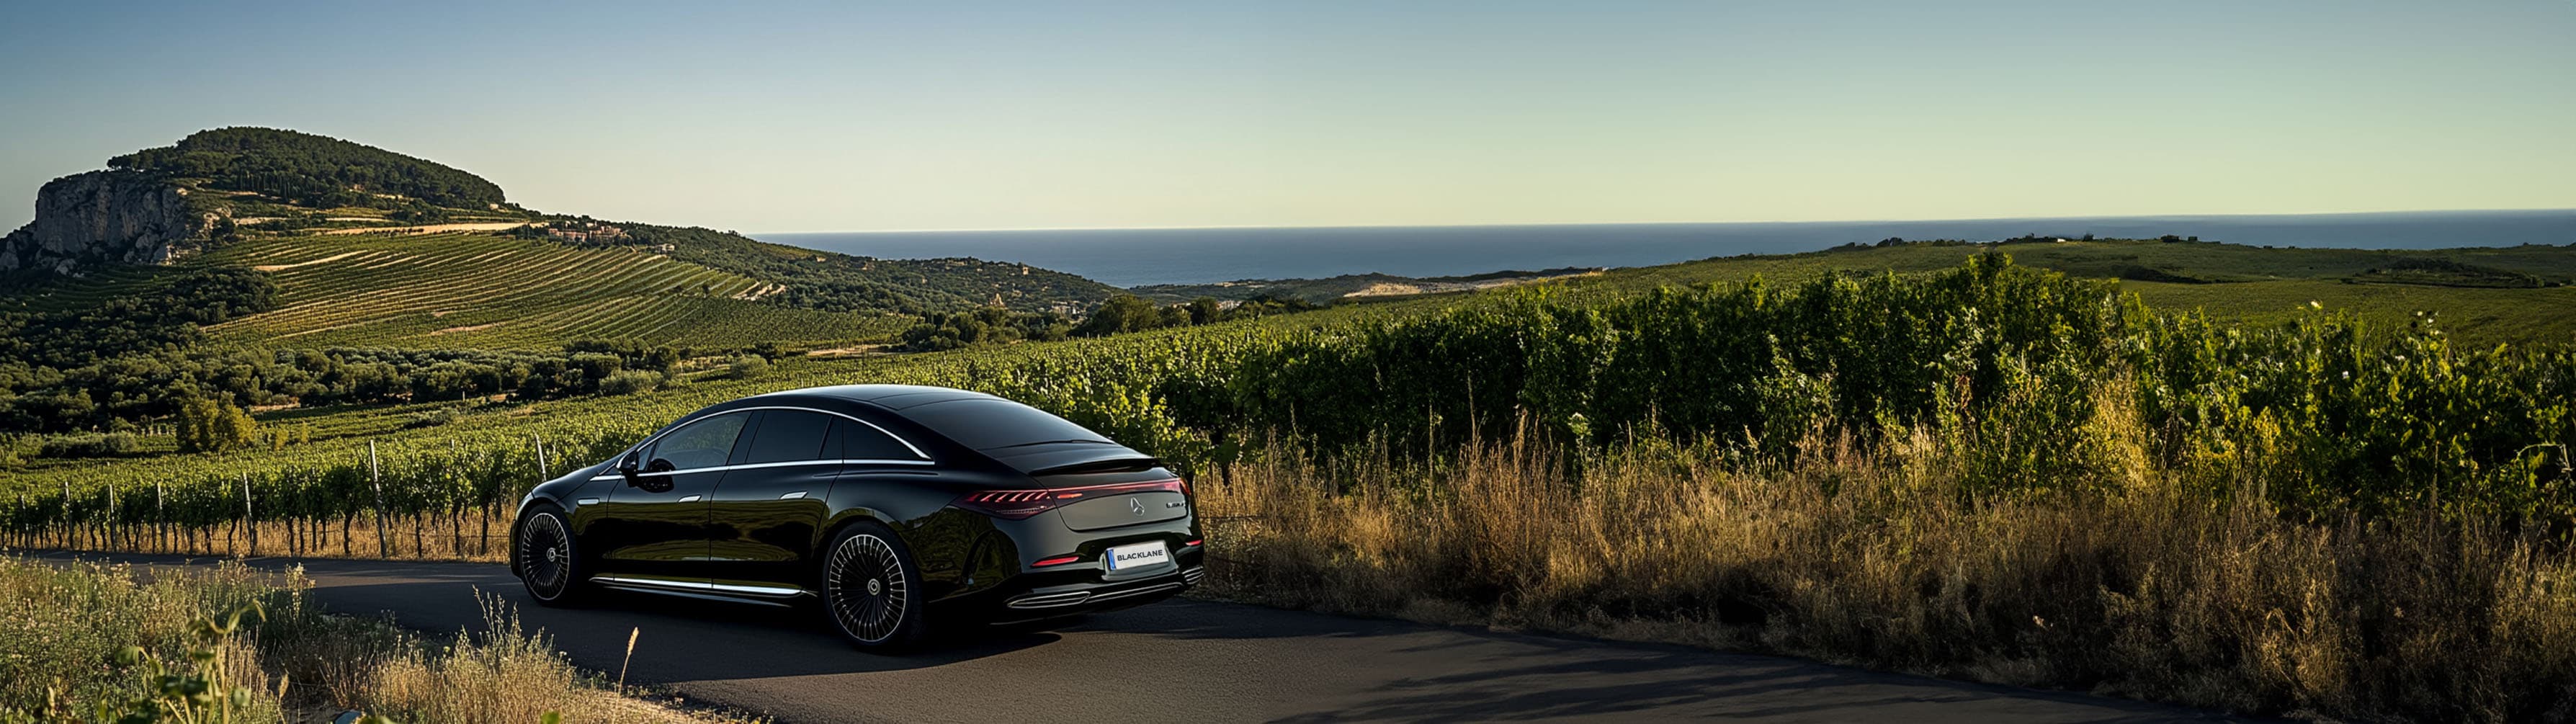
<box><xmin>726</xmin><ymin>354</ymin><xmax>770</xmax><ymax>380</ymax></box>
<box><xmin>173</xmin><ymin>398</ymin><xmax>258</xmax><ymax>454</ymax></box>
<box><xmin>596</xmin><ymin>370</ymin><xmax>664</xmax><ymax>396</ymax></box>
<box><xmin>403</xmin><ymin>408</ymin><xmax>462</xmax><ymax>430</ymax></box>
<box><xmin>36</xmin><ymin>432</ymin><xmax>144</xmax><ymax>458</ymax></box>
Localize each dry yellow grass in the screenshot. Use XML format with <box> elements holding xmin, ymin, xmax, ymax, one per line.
<box><xmin>343</xmin><ymin>592</ymin><xmax>736</xmax><ymax>723</ymax></box>
<box><xmin>0</xmin><ymin>558</ymin><xmax>751</xmax><ymax>723</ymax></box>
<box><xmin>1197</xmin><ymin>407</ymin><xmax>2576</xmax><ymax>723</ymax></box>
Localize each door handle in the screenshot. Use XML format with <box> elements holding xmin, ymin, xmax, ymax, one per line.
<box><xmin>679</xmin><ymin>494</ymin><xmax>702</xmax><ymax>502</ymax></box>
<box><xmin>779</xmin><ymin>491</ymin><xmax>806</xmax><ymax>500</ymax></box>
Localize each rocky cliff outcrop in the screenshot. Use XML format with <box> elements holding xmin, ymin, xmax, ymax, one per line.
<box><xmin>0</xmin><ymin>170</ymin><xmax>210</xmax><ymax>275</ymax></box>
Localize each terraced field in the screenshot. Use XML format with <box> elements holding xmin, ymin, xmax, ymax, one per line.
<box><xmin>0</xmin><ymin>262</ymin><xmax>176</xmax><ymax>314</ymax></box>
<box><xmin>197</xmin><ymin>232</ymin><xmax>902</xmax><ymax>349</ymax></box>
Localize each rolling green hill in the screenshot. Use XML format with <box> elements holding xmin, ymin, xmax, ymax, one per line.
<box><xmin>602</xmin><ymin>222</ymin><xmax>1114</xmax><ymax>316</ymax></box>
<box><xmin>1132</xmin><ymin>267</ymin><xmax>1604</xmax><ymax>304</ymax></box>
<box><xmin>196</xmin><ymin>231</ymin><xmax>904</xmax><ymax>349</ymax></box>
<box><xmin>1567</xmin><ymin>238</ymin><xmax>2576</xmax><ymax>347</ymax></box>
<box><xmin>1179</xmin><ymin>237</ymin><xmax>2576</xmax><ymax>348</ymax></box>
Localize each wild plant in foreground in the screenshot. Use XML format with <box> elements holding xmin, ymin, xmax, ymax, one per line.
<box><xmin>0</xmin><ymin>559</ymin><xmax>718</xmax><ymax>723</ymax></box>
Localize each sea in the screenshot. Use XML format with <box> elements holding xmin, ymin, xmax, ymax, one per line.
<box><xmin>760</xmin><ymin>210</ymin><xmax>2576</xmax><ymax>288</ymax></box>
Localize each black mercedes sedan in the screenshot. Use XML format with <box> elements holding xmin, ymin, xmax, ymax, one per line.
<box><xmin>509</xmin><ymin>384</ymin><xmax>1204</xmax><ymax>649</ymax></box>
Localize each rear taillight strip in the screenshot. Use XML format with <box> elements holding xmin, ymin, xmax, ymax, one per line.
<box><xmin>952</xmin><ymin>478</ymin><xmax>1187</xmax><ymax>519</ymax></box>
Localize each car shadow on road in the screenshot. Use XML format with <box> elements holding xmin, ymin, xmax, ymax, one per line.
<box><xmin>1263</xmin><ymin>662</ymin><xmax>2227</xmax><ymax>723</ymax></box>
<box><xmin>1078</xmin><ymin>599</ymin><xmax>2253</xmax><ymax>723</ymax></box>
<box><xmin>307</xmin><ymin>578</ymin><xmax>1073</xmax><ymax>680</ymax></box>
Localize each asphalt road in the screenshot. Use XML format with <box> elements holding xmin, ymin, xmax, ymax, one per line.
<box><xmin>36</xmin><ymin>552</ymin><xmax>2248</xmax><ymax>723</ymax></box>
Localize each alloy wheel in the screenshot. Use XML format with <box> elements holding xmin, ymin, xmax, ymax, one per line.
<box><xmin>519</xmin><ymin>512</ymin><xmax>573</xmax><ymax>599</ymax></box>
<box><xmin>827</xmin><ymin>532</ymin><xmax>911</xmax><ymax>643</ymax></box>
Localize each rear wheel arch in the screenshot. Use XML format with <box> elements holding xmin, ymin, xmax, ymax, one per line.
<box><xmin>813</xmin><ymin>509</ymin><xmax>899</xmax><ymax>561</ymax></box>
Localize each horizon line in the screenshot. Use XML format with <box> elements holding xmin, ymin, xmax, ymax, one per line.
<box><xmin>747</xmin><ymin>206</ymin><xmax>2576</xmax><ymax>236</ymax></box>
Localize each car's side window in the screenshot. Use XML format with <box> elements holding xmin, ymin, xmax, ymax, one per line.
<box><xmin>836</xmin><ymin>418</ymin><xmax>921</xmax><ymax>461</ymax></box>
<box><xmin>743</xmin><ymin>410</ymin><xmax>835</xmax><ymax>464</ymax></box>
<box><xmin>645</xmin><ymin>413</ymin><xmax>749</xmax><ymax>471</ymax></box>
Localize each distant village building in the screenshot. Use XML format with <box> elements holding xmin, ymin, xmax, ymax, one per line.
<box><xmin>545</xmin><ymin>223</ymin><xmax>630</xmax><ymax>244</ymax></box>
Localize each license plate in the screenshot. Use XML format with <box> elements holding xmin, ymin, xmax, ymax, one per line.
<box><xmin>1105</xmin><ymin>541</ymin><xmax>1171</xmax><ymax>571</ymax></box>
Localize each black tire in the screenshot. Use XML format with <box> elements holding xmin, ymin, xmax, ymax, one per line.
<box><xmin>515</xmin><ymin>504</ymin><xmax>590</xmax><ymax>607</ymax></box>
<box><xmin>818</xmin><ymin>520</ymin><xmax>931</xmax><ymax>650</ymax></box>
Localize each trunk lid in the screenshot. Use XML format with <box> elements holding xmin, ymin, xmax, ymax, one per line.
<box><xmin>1056</xmin><ymin>488</ymin><xmax>1190</xmax><ymax>532</ymax></box>
<box><xmin>983</xmin><ymin>441</ymin><xmax>1160</xmax><ymax>476</ymax></box>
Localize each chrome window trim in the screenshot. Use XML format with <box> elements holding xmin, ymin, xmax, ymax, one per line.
<box><xmin>588</xmin><ymin>456</ymin><xmax>934</xmax><ymax>481</ymax></box>
<box><xmin>611</xmin><ymin>404</ymin><xmax>933</xmax><ymax>475</ymax></box>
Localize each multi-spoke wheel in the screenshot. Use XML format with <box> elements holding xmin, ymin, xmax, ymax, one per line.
<box><xmin>516</xmin><ymin>505</ymin><xmax>589</xmax><ymax>607</ymax></box>
<box><xmin>821</xmin><ymin>521</ymin><xmax>929</xmax><ymax>648</ymax></box>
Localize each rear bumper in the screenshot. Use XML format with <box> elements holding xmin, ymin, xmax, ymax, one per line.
<box><xmin>941</xmin><ymin>546</ymin><xmax>1206</xmax><ymax>624</ymax></box>
<box><xmin>1003</xmin><ymin>564</ymin><xmax>1204</xmax><ymax>610</ymax></box>
<box><xmin>921</xmin><ymin>500</ymin><xmax>1204</xmax><ymax>624</ymax></box>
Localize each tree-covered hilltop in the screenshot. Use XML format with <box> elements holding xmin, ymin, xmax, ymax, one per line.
<box><xmin>109</xmin><ymin>128</ymin><xmax>508</xmax><ymax>209</ymax></box>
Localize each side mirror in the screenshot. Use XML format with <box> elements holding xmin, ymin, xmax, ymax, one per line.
<box><xmin>616</xmin><ymin>452</ymin><xmax>641</xmax><ymax>483</ymax></box>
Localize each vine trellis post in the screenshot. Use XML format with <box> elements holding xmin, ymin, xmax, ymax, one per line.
<box><xmin>370</xmin><ymin>440</ymin><xmax>390</xmax><ymax>558</ymax></box>
<box><xmin>241</xmin><ymin>473</ymin><xmax>256</xmax><ymax>558</ymax></box>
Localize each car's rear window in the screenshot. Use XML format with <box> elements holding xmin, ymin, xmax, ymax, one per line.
<box><xmin>898</xmin><ymin>398</ymin><xmax>1110</xmax><ymax>451</ymax></box>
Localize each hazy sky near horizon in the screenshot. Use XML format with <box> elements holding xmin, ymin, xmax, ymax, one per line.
<box><xmin>2</xmin><ymin>1</ymin><xmax>2570</xmax><ymax>233</ymax></box>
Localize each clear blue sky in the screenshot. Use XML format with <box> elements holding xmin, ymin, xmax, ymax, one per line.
<box><xmin>3</xmin><ymin>1</ymin><xmax>2569</xmax><ymax>233</ymax></box>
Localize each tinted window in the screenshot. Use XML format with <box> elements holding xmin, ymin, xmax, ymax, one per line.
<box><xmin>835</xmin><ymin>419</ymin><xmax>921</xmax><ymax>460</ymax></box>
<box><xmin>898</xmin><ymin>398</ymin><xmax>1109</xmax><ymax>451</ymax></box>
<box><xmin>743</xmin><ymin>410</ymin><xmax>833</xmax><ymax>464</ymax></box>
<box><xmin>646</xmin><ymin>413</ymin><xmax>748</xmax><ymax>470</ymax></box>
